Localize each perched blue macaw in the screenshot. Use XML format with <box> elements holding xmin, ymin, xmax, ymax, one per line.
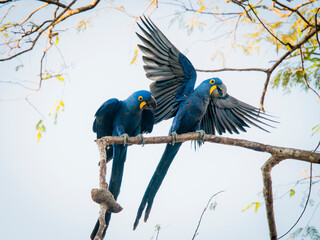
<box><xmin>133</xmin><ymin>18</ymin><xmax>275</xmax><ymax>229</ymax></box>
<box><xmin>90</xmin><ymin>90</ymin><xmax>156</xmax><ymax>239</ymax></box>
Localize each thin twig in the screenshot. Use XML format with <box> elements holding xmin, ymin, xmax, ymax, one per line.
<box><xmin>299</xmin><ymin>47</ymin><xmax>320</xmax><ymax>100</ymax></box>
<box><xmin>259</xmin><ymin>25</ymin><xmax>320</xmax><ymax>111</ymax></box>
<box><xmin>273</xmin><ymin>0</ymin><xmax>311</xmax><ymax>27</ymax></box>
<box><xmin>278</xmin><ymin>161</ymin><xmax>313</xmax><ymax>239</ymax></box>
<box><xmin>316</xmin><ymin>8</ymin><xmax>320</xmax><ymax>49</ymax></box>
<box><xmin>192</xmin><ymin>190</ymin><xmax>225</xmax><ymax>240</ymax></box>
<box><xmin>278</xmin><ymin>141</ymin><xmax>319</xmax><ymax>239</ymax></box>
<box><xmin>248</xmin><ymin>3</ymin><xmax>291</xmax><ymax>49</ymax></box>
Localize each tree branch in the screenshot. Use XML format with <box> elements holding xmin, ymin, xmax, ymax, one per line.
<box><xmin>94</xmin><ymin>133</ymin><xmax>319</xmax><ymax>240</ymax></box>
<box><xmin>95</xmin><ymin>133</ymin><xmax>319</xmax><ymax>239</ymax></box>
<box><xmin>192</xmin><ymin>190</ymin><xmax>225</xmax><ymax>240</ymax></box>
<box><xmin>96</xmin><ymin>133</ymin><xmax>320</xmax><ymax>164</ymax></box>
<box><xmin>38</xmin><ymin>0</ymin><xmax>68</xmax><ymax>8</ymax></box>
<box><xmin>91</xmin><ymin>139</ymin><xmax>122</xmax><ymax>240</ymax></box>
<box><xmin>261</xmin><ymin>155</ymin><xmax>282</xmax><ymax>240</ymax></box>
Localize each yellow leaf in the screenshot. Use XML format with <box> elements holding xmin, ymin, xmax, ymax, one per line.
<box><xmin>289</xmin><ymin>189</ymin><xmax>295</xmax><ymax>197</ymax></box>
<box><xmin>44</xmin><ymin>74</ymin><xmax>52</xmax><ymax>79</ymax></box>
<box><xmin>56</xmin><ymin>75</ymin><xmax>64</xmax><ymax>82</ymax></box>
<box><xmin>130</xmin><ymin>46</ymin><xmax>139</xmax><ymax>65</ymax></box>
<box><xmin>242</xmin><ymin>202</ymin><xmax>260</xmax><ymax>213</ymax></box>
<box><xmin>37</xmin><ymin>132</ymin><xmax>42</xmax><ymax>142</ymax></box>
<box><xmin>36</xmin><ymin>120</ymin><xmax>46</xmax><ymax>142</ymax></box>
<box><xmin>254</xmin><ymin>202</ymin><xmax>260</xmax><ymax>212</ymax></box>
<box><xmin>55</xmin><ymin>35</ymin><xmax>59</xmax><ymax>45</ymax></box>
<box><xmin>242</xmin><ymin>203</ymin><xmax>254</xmax><ymax>212</ymax></box>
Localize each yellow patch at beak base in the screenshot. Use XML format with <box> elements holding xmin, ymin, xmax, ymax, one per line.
<box><xmin>210</xmin><ymin>85</ymin><xmax>217</xmax><ymax>95</ymax></box>
<box><xmin>140</xmin><ymin>101</ymin><xmax>147</xmax><ymax>109</ymax></box>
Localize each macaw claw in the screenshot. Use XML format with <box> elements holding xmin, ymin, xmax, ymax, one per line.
<box><xmin>137</xmin><ymin>134</ymin><xmax>145</xmax><ymax>146</ymax></box>
<box><xmin>121</xmin><ymin>133</ymin><xmax>129</xmax><ymax>146</ymax></box>
<box><xmin>196</xmin><ymin>130</ymin><xmax>206</xmax><ymax>143</ymax></box>
<box><xmin>170</xmin><ymin>131</ymin><xmax>177</xmax><ymax>146</ymax></box>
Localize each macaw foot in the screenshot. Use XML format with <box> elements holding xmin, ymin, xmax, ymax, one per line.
<box><xmin>170</xmin><ymin>131</ymin><xmax>177</xmax><ymax>146</ymax></box>
<box><xmin>136</xmin><ymin>134</ymin><xmax>145</xmax><ymax>146</ymax></box>
<box><xmin>196</xmin><ymin>130</ymin><xmax>206</xmax><ymax>143</ymax></box>
<box><xmin>121</xmin><ymin>133</ymin><xmax>129</xmax><ymax>146</ymax></box>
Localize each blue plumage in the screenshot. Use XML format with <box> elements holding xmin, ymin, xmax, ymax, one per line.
<box><xmin>91</xmin><ymin>90</ymin><xmax>156</xmax><ymax>239</ymax></box>
<box><xmin>133</xmin><ymin>18</ymin><xmax>276</xmax><ymax>229</ymax></box>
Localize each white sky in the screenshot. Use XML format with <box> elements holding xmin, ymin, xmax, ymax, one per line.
<box><xmin>0</xmin><ymin>1</ymin><xmax>319</xmax><ymax>240</ymax></box>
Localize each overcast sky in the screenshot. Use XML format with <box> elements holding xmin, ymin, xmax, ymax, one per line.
<box><xmin>0</xmin><ymin>1</ymin><xmax>319</xmax><ymax>240</ymax></box>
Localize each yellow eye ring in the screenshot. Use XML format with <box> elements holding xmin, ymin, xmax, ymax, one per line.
<box><xmin>138</xmin><ymin>96</ymin><xmax>143</xmax><ymax>101</ymax></box>
<box><xmin>210</xmin><ymin>79</ymin><xmax>215</xmax><ymax>84</ymax></box>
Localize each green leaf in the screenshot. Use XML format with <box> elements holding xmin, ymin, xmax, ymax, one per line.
<box><xmin>210</xmin><ymin>201</ymin><xmax>217</xmax><ymax>211</ymax></box>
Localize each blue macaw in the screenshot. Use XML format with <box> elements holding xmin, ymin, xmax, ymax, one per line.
<box><xmin>90</xmin><ymin>90</ymin><xmax>156</xmax><ymax>239</ymax></box>
<box><xmin>133</xmin><ymin>18</ymin><xmax>275</xmax><ymax>229</ymax></box>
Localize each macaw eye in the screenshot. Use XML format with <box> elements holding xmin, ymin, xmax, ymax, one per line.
<box><xmin>138</xmin><ymin>96</ymin><xmax>143</xmax><ymax>101</ymax></box>
<box><xmin>210</xmin><ymin>79</ymin><xmax>215</xmax><ymax>84</ymax></box>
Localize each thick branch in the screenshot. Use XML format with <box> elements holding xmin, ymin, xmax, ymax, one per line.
<box><xmin>261</xmin><ymin>156</ymin><xmax>282</xmax><ymax>240</ymax></box>
<box><xmin>96</xmin><ymin>133</ymin><xmax>320</xmax><ymax>164</ymax></box>
<box><xmin>95</xmin><ymin>133</ymin><xmax>319</xmax><ymax>240</ymax></box>
<box><xmin>91</xmin><ymin>139</ymin><xmax>122</xmax><ymax>240</ymax></box>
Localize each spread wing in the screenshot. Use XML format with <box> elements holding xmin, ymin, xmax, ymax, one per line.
<box><xmin>137</xmin><ymin>17</ymin><xmax>197</xmax><ymax>124</ymax></box>
<box><xmin>201</xmin><ymin>95</ymin><xmax>276</xmax><ymax>135</ymax></box>
<box><xmin>141</xmin><ymin>109</ymin><xmax>155</xmax><ymax>134</ymax></box>
<box><xmin>93</xmin><ymin>98</ymin><xmax>121</xmax><ymax>138</ymax></box>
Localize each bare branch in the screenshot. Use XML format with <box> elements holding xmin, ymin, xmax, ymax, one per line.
<box><xmin>96</xmin><ymin>133</ymin><xmax>320</xmax><ymax>164</ymax></box>
<box><xmin>38</xmin><ymin>0</ymin><xmax>68</xmax><ymax>8</ymax></box>
<box><xmin>91</xmin><ymin>140</ymin><xmax>123</xmax><ymax>240</ymax></box>
<box><xmin>259</xmin><ymin>72</ymin><xmax>271</xmax><ymax>112</ymax></box>
<box><xmin>278</xmin><ymin>161</ymin><xmax>313</xmax><ymax>239</ymax></box>
<box><xmin>192</xmin><ymin>191</ymin><xmax>225</xmax><ymax>240</ymax></box>
<box><xmin>95</xmin><ymin>133</ymin><xmax>319</xmax><ymax>240</ymax></box>
<box><xmin>299</xmin><ymin>47</ymin><xmax>320</xmax><ymax>100</ymax></box>
<box><xmin>262</xmin><ymin>156</ymin><xmax>282</xmax><ymax>240</ymax></box>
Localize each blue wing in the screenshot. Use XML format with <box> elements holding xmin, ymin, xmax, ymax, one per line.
<box><xmin>93</xmin><ymin>98</ymin><xmax>120</xmax><ymax>138</ymax></box>
<box><xmin>137</xmin><ymin>17</ymin><xmax>197</xmax><ymax>124</ymax></box>
<box><xmin>141</xmin><ymin>109</ymin><xmax>155</xmax><ymax>134</ymax></box>
<box><xmin>201</xmin><ymin>94</ymin><xmax>277</xmax><ymax>135</ymax></box>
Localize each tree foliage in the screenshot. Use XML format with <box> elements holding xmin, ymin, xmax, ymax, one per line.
<box><xmin>0</xmin><ymin>1</ymin><xmax>319</xmax><ymax>239</ymax></box>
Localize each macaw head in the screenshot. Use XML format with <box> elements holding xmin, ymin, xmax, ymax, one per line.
<box><xmin>128</xmin><ymin>90</ymin><xmax>157</xmax><ymax>110</ymax></box>
<box><xmin>202</xmin><ymin>77</ymin><xmax>227</xmax><ymax>99</ymax></box>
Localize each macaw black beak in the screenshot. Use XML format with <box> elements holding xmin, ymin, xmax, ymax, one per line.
<box><xmin>142</xmin><ymin>95</ymin><xmax>157</xmax><ymax>110</ymax></box>
<box><xmin>210</xmin><ymin>83</ymin><xmax>227</xmax><ymax>99</ymax></box>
